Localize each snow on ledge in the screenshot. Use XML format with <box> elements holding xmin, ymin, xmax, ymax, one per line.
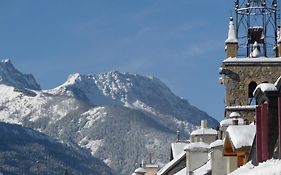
<box><xmin>209</xmin><ymin>139</ymin><xmax>223</xmax><ymax>149</ymax></box>
<box><xmin>230</xmin><ymin>159</ymin><xmax>281</xmax><ymax>175</ymax></box>
<box><xmin>134</xmin><ymin>167</ymin><xmax>146</xmax><ymax>173</ymax></box>
<box><xmin>184</xmin><ymin>142</ymin><xmax>209</xmax><ymax>152</ymax></box>
<box><xmin>225</xmin><ymin>105</ymin><xmax>257</xmax><ymax>110</ymax></box>
<box><xmin>229</xmin><ymin>112</ymin><xmax>240</xmax><ymax>118</ymax></box>
<box><xmin>190</xmin><ymin>128</ymin><xmax>217</xmax><ymax>136</ymax></box>
<box><xmin>224</xmin><ymin>57</ymin><xmax>281</xmax><ymax>63</ymax></box>
<box><xmin>226</xmin><ymin>125</ymin><xmax>256</xmax><ymax>149</ymax></box>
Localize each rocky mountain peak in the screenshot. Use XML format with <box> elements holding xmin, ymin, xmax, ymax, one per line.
<box><xmin>54</xmin><ymin>70</ymin><xmax>218</xmax><ymax>127</ymax></box>
<box><xmin>0</xmin><ymin>59</ymin><xmax>41</xmax><ymax>90</ymax></box>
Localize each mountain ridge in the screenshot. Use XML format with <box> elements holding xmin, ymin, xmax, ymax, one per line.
<box><xmin>0</xmin><ymin>60</ymin><xmax>218</xmax><ymax>174</ymax></box>
<box><xmin>51</xmin><ymin>70</ymin><xmax>217</xmax><ymax>126</ymax></box>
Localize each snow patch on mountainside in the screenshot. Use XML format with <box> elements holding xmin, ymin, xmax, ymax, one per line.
<box><xmin>82</xmin><ymin>107</ymin><xmax>108</xmax><ymax>128</ymax></box>
<box><xmin>80</xmin><ymin>137</ymin><xmax>104</xmax><ymax>155</ymax></box>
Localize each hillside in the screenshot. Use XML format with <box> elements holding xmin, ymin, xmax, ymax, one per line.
<box><xmin>0</xmin><ymin>122</ymin><xmax>114</xmax><ymax>175</ymax></box>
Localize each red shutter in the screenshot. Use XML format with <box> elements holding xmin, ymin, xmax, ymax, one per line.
<box><xmin>278</xmin><ymin>97</ymin><xmax>281</xmax><ymax>159</ymax></box>
<box><xmin>256</xmin><ymin>105</ymin><xmax>262</xmax><ymax>162</ymax></box>
<box><xmin>261</xmin><ymin>102</ymin><xmax>269</xmax><ymax>161</ymax></box>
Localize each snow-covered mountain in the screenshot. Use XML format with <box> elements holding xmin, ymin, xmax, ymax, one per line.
<box><xmin>51</xmin><ymin>71</ymin><xmax>218</xmax><ymax>126</ymax></box>
<box><xmin>0</xmin><ymin>60</ymin><xmax>218</xmax><ymax>175</ymax></box>
<box><xmin>0</xmin><ymin>59</ymin><xmax>40</xmax><ymax>90</ymax></box>
<box><xmin>0</xmin><ymin>122</ymin><xmax>115</xmax><ymax>175</ymax></box>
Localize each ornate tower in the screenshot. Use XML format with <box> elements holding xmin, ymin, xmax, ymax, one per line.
<box><xmin>220</xmin><ymin>0</ymin><xmax>281</xmax><ymax>122</ymax></box>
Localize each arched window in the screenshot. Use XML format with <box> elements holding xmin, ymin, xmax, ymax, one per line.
<box><xmin>248</xmin><ymin>81</ymin><xmax>257</xmax><ymax>105</ymax></box>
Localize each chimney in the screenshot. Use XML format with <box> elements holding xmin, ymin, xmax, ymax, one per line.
<box><xmin>233</xmin><ymin>119</ymin><xmax>238</xmax><ymax>125</ymax></box>
<box><xmin>177</xmin><ymin>130</ymin><xmax>180</xmax><ymax>142</ymax></box>
<box><xmin>149</xmin><ymin>153</ymin><xmax>152</xmax><ymax>164</ymax></box>
<box><xmin>201</xmin><ymin>120</ymin><xmax>207</xmax><ymax>129</ymax></box>
<box><xmin>217</xmin><ymin>130</ymin><xmax>223</xmax><ymax>140</ymax></box>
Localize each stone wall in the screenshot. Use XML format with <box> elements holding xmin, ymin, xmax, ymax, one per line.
<box><xmin>225</xmin><ymin>110</ymin><xmax>255</xmax><ymax>123</ymax></box>
<box><xmin>190</xmin><ymin>135</ymin><xmax>218</xmax><ymax>144</ymax></box>
<box><xmin>221</xmin><ymin>61</ymin><xmax>281</xmax><ymax>121</ymax></box>
<box><xmin>211</xmin><ymin>148</ymin><xmax>227</xmax><ymax>175</ymax></box>
<box><xmin>226</xmin><ymin>44</ymin><xmax>238</xmax><ymax>58</ymax></box>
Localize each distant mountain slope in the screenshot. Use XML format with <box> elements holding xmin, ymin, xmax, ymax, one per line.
<box><xmin>0</xmin><ymin>122</ymin><xmax>115</xmax><ymax>175</ymax></box>
<box><xmin>0</xmin><ymin>60</ymin><xmax>218</xmax><ymax>175</ymax></box>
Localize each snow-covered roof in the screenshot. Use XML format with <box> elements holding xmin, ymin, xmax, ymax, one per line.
<box><xmin>226</xmin><ymin>125</ymin><xmax>256</xmax><ymax>149</ymax></box>
<box><xmin>190</xmin><ymin>128</ymin><xmax>217</xmax><ymax>136</ymax></box>
<box><xmin>220</xmin><ymin>118</ymin><xmax>244</xmax><ymax>127</ymax></box>
<box><xmin>174</xmin><ymin>160</ymin><xmax>211</xmax><ymax>175</ymax></box>
<box><xmin>156</xmin><ymin>152</ymin><xmax>185</xmax><ymax>175</ymax></box>
<box><xmin>253</xmin><ymin>83</ymin><xmax>277</xmax><ymax>95</ymax></box>
<box><xmin>209</xmin><ymin>139</ymin><xmax>223</xmax><ymax>149</ymax></box>
<box><xmin>171</xmin><ymin>142</ymin><xmax>188</xmax><ymax>159</ymax></box>
<box><xmin>230</xmin><ymin>159</ymin><xmax>281</xmax><ymax>175</ymax></box>
<box><xmin>229</xmin><ymin>112</ymin><xmax>240</xmax><ymax>118</ymax></box>
<box><xmin>225</xmin><ymin>18</ymin><xmax>238</xmax><ymax>44</ymax></box>
<box><xmin>134</xmin><ymin>167</ymin><xmax>146</xmax><ymax>173</ymax></box>
<box><xmin>184</xmin><ymin>142</ymin><xmax>209</xmax><ymax>152</ymax></box>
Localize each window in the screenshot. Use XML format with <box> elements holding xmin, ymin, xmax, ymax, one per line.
<box><xmin>248</xmin><ymin>81</ymin><xmax>257</xmax><ymax>105</ymax></box>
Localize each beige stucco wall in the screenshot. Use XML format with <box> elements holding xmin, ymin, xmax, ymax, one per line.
<box><xmin>210</xmin><ymin>148</ymin><xmax>227</xmax><ymax>175</ymax></box>
<box><xmin>190</xmin><ymin>135</ymin><xmax>217</xmax><ymax>144</ymax></box>
<box><xmin>226</xmin><ymin>156</ymin><xmax>237</xmax><ymax>174</ymax></box>
<box><xmin>186</xmin><ymin>151</ymin><xmax>208</xmax><ymax>173</ymax></box>
<box><xmin>145</xmin><ymin>167</ymin><xmax>158</xmax><ymax>175</ymax></box>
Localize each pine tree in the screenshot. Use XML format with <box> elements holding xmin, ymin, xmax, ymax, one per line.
<box><xmin>64</xmin><ymin>169</ymin><xmax>69</xmax><ymax>175</ymax></box>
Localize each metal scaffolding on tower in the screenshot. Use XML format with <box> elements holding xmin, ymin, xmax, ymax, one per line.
<box><xmin>234</xmin><ymin>0</ymin><xmax>279</xmax><ymax>57</ymax></box>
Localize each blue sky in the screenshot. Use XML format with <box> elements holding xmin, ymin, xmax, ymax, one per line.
<box><xmin>0</xmin><ymin>0</ymin><xmax>232</xmax><ymax>121</ymax></box>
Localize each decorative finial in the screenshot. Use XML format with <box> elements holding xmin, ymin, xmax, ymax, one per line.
<box><xmin>225</xmin><ymin>17</ymin><xmax>238</xmax><ymax>44</ymax></box>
